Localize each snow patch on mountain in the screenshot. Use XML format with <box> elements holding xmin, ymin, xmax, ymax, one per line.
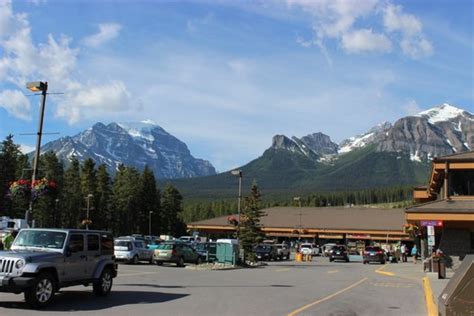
<box><xmin>417</xmin><ymin>103</ymin><xmax>469</xmax><ymax>124</ymax></box>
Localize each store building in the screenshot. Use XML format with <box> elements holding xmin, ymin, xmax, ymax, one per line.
<box><xmin>406</xmin><ymin>151</ymin><xmax>474</xmax><ymax>258</ymax></box>
<box><xmin>187</xmin><ymin>207</ymin><xmax>410</xmax><ymax>253</ymax></box>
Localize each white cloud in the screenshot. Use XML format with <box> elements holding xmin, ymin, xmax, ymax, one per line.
<box><xmin>341</xmin><ymin>29</ymin><xmax>392</xmax><ymax>53</ymax></box>
<box><xmin>0</xmin><ymin>90</ymin><xmax>31</xmax><ymax>120</ymax></box>
<box><xmin>287</xmin><ymin>0</ymin><xmax>433</xmax><ymax>59</ymax></box>
<box><xmin>82</xmin><ymin>23</ymin><xmax>122</xmax><ymax>48</ymax></box>
<box><xmin>383</xmin><ymin>4</ymin><xmax>433</xmax><ymax>59</ymax></box>
<box><xmin>56</xmin><ymin>80</ymin><xmax>135</xmax><ymax>124</ymax></box>
<box><xmin>186</xmin><ymin>12</ymin><xmax>213</xmax><ymax>33</ymax></box>
<box><xmin>403</xmin><ymin>99</ymin><xmax>422</xmax><ymax>116</ymax></box>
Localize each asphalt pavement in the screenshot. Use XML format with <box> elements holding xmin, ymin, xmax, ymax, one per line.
<box><xmin>0</xmin><ymin>257</ymin><xmax>426</xmax><ymax>316</ymax></box>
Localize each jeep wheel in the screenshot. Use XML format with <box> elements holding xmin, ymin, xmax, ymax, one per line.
<box><xmin>155</xmin><ymin>261</ymin><xmax>163</xmax><ymax>266</ymax></box>
<box><xmin>195</xmin><ymin>256</ymin><xmax>202</xmax><ymax>265</ymax></box>
<box><xmin>24</xmin><ymin>272</ymin><xmax>55</xmax><ymax>308</ymax></box>
<box><xmin>93</xmin><ymin>268</ymin><xmax>113</xmax><ymax>296</ymax></box>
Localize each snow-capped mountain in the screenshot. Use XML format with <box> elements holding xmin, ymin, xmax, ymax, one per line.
<box><xmin>39</xmin><ymin>121</ymin><xmax>216</xmax><ymax>179</ymax></box>
<box><xmin>267</xmin><ymin>104</ymin><xmax>473</xmax><ymax>163</ymax></box>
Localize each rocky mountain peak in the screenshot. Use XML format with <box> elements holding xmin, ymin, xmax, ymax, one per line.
<box><xmin>417</xmin><ymin>103</ymin><xmax>472</xmax><ymax>124</ymax></box>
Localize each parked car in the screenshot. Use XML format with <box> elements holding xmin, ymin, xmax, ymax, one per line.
<box><xmin>363</xmin><ymin>246</ymin><xmax>387</xmax><ymax>264</ymax></box>
<box><xmin>329</xmin><ymin>245</ymin><xmax>350</xmax><ymax>262</ymax></box>
<box><xmin>322</xmin><ymin>243</ymin><xmax>337</xmax><ymax>257</ymax></box>
<box><xmin>299</xmin><ymin>243</ymin><xmax>315</xmax><ymax>256</ymax></box>
<box><xmin>0</xmin><ymin>228</ymin><xmax>117</xmax><ymax>308</ymax></box>
<box><xmin>153</xmin><ymin>242</ymin><xmax>202</xmax><ymax>266</ymax></box>
<box><xmin>193</xmin><ymin>242</ymin><xmax>217</xmax><ymax>262</ymax></box>
<box><xmin>114</xmin><ymin>239</ymin><xmax>153</xmax><ymax>264</ymax></box>
<box><xmin>179</xmin><ymin>236</ymin><xmax>199</xmax><ymax>243</ymax></box>
<box><xmin>256</xmin><ymin>244</ymin><xmax>279</xmax><ymax>261</ymax></box>
<box><xmin>146</xmin><ymin>240</ymin><xmax>162</xmax><ymax>250</ymax></box>
<box><xmin>313</xmin><ymin>244</ymin><xmax>321</xmax><ymax>256</ymax></box>
<box><xmin>276</xmin><ymin>244</ymin><xmax>290</xmax><ymax>260</ymax></box>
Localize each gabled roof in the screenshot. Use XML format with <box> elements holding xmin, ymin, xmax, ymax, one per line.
<box><xmin>434</xmin><ymin>151</ymin><xmax>474</xmax><ymax>162</ymax></box>
<box><xmin>406</xmin><ymin>199</ymin><xmax>474</xmax><ymax>213</ymax></box>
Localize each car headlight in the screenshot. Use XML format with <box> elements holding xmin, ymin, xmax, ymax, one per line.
<box><xmin>15</xmin><ymin>259</ymin><xmax>25</xmax><ymax>269</ymax></box>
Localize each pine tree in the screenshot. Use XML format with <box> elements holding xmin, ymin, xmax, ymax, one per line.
<box><xmin>112</xmin><ymin>165</ymin><xmax>141</xmax><ymax>235</ymax></box>
<box><xmin>239</xmin><ymin>182</ymin><xmax>265</xmax><ymax>263</ymax></box>
<box><xmin>61</xmin><ymin>158</ymin><xmax>82</xmax><ymax>228</ymax></box>
<box><xmin>161</xmin><ymin>184</ymin><xmax>186</xmax><ymax>236</ymax></box>
<box><xmin>95</xmin><ymin>164</ymin><xmax>112</xmax><ymax>230</ymax></box>
<box><xmin>138</xmin><ymin>166</ymin><xmax>160</xmax><ymax>235</ymax></box>
<box><xmin>0</xmin><ymin>135</ymin><xmax>24</xmax><ymax>217</ymax></box>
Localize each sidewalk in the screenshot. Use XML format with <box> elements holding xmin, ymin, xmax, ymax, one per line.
<box><xmin>381</xmin><ymin>260</ymin><xmax>452</xmax><ymax>315</ymax></box>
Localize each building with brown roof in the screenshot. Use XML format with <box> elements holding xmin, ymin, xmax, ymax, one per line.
<box><xmin>407</xmin><ymin>151</ymin><xmax>474</xmax><ymax>258</ymax></box>
<box><xmin>188</xmin><ymin>207</ymin><xmax>410</xmax><ymax>249</ymax></box>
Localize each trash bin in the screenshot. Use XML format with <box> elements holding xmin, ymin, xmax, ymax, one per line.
<box><xmin>438</xmin><ymin>260</ymin><xmax>446</xmax><ymax>279</ymax></box>
<box><xmin>438</xmin><ymin>255</ymin><xmax>474</xmax><ymax>316</ymax></box>
<box><xmin>295</xmin><ymin>253</ymin><xmax>302</xmax><ymax>262</ymax></box>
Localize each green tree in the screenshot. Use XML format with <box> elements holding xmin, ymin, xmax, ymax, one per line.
<box><xmin>239</xmin><ymin>182</ymin><xmax>265</xmax><ymax>263</ymax></box>
<box><xmin>161</xmin><ymin>184</ymin><xmax>186</xmax><ymax>236</ymax></box>
<box><xmin>61</xmin><ymin>158</ymin><xmax>82</xmax><ymax>228</ymax></box>
<box><xmin>112</xmin><ymin>165</ymin><xmax>141</xmax><ymax>235</ymax></box>
<box><xmin>0</xmin><ymin>135</ymin><xmax>25</xmax><ymax>217</ymax></box>
<box><xmin>95</xmin><ymin>164</ymin><xmax>112</xmax><ymax>230</ymax></box>
<box><xmin>138</xmin><ymin>166</ymin><xmax>160</xmax><ymax>235</ymax></box>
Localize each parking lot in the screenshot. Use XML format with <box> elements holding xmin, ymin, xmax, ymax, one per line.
<box><xmin>0</xmin><ymin>256</ymin><xmax>427</xmax><ymax>316</ymax></box>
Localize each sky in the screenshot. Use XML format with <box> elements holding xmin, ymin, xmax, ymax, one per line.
<box><xmin>0</xmin><ymin>0</ymin><xmax>473</xmax><ymax>172</ymax></box>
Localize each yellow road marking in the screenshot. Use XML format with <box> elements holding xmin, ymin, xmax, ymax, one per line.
<box><xmin>275</xmin><ymin>268</ymin><xmax>291</xmax><ymax>272</ymax></box>
<box><xmin>375</xmin><ymin>264</ymin><xmax>395</xmax><ymax>276</ymax></box>
<box><xmin>423</xmin><ymin>277</ymin><xmax>437</xmax><ymax>316</ymax></box>
<box><xmin>287</xmin><ymin>277</ymin><xmax>367</xmax><ymax>316</ymax></box>
<box><xmin>327</xmin><ymin>270</ymin><xmax>339</xmax><ymax>274</ymax></box>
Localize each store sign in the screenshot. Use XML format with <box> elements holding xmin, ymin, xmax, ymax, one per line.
<box><xmin>428</xmin><ymin>235</ymin><xmax>435</xmax><ymax>246</ymax></box>
<box><xmin>427</xmin><ymin>226</ymin><xmax>435</xmax><ymax>236</ymax></box>
<box><xmin>346</xmin><ymin>234</ymin><xmax>370</xmax><ymax>239</ymax></box>
<box><xmin>421</xmin><ymin>220</ymin><xmax>443</xmax><ymax>227</ymax></box>
<box><xmin>318</xmin><ymin>234</ymin><xmax>344</xmax><ymax>239</ymax></box>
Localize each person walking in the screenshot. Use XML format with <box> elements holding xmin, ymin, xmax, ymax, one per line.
<box><xmin>401</xmin><ymin>244</ymin><xmax>407</xmax><ymax>262</ymax></box>
<box><xmin>2</xmin><ymin>230</ymin><xmax>17</xmax><ymax>250</ymax></box>
<box><xmin>411</xmin><ymin>244</ymin><xmax>418</xmax><ymax>264</ymax></box>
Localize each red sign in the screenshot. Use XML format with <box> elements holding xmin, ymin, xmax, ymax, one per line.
<box><xmin>420</xmin><ymin>220</ymin><xmax>443</xmax><ymax>227</ymax></box>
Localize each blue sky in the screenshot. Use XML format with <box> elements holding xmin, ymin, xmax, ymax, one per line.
<box><xmin>0</xmin><ymin>0</ymin><xmax>472</xmax><ymax>172</ymax></box>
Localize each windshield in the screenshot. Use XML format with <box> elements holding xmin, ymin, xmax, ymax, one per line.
<box><xmin>114</xmin><ymin>240</ymin><xmax>132</xmax><ymax>250</ymax></box>
<box><xmin>256</xmin><ymin>245</ymin><xmax>271</xmax><ymax>251</ymax></box>
<box><xmin>12</xmin><ymin>230</ymin><xmax>67</xmax><ymax>249</ymax></box>
<box><xmin>158</xmin><ymin>243</ymin><xmax>174</xmax><ymax>250</ymax></box>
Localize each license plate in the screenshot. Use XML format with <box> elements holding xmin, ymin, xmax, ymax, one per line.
<box><xmin>336</xmin><ymin>252</ymin><xmax>340</xmax><ymax>254</ymax></box>
<box><xmin>257</xmin><ymin>256</ymin><xmax>262</xmax><ymax>259</ymax></box>
<box><xmin>370</xmin><ymin>253</ymin><xmax>375</xmax><ymax>256</ymax></box>
<box><xmin>159</xmin><ymin>253</ymin><xmax>168</xmax><ymax>256</ymax></box>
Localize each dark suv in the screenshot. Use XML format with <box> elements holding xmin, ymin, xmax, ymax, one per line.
<box><xmin>255</xmin><ymin>244</ymin><xmax>279</xmax><ymax>261</ymax></box>
<box><xmin>329</xmin><ymin>245</ymin><xmax>349</xmax><ymax>262</ymax></box>
<box><xmin>363</xmin><ymin>246</ymin><xmax>386</xmax><ymax>264</ymax></box>
<box><xmin>0</xmin><ymin>228</ymin><xmax>117</xmax><ymax>308</ymax></box>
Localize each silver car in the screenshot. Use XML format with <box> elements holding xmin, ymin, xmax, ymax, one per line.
<box><xmin>114</xmin><ymin>239</ymin><xmax>153</xmax><ymax>264</ymax></box>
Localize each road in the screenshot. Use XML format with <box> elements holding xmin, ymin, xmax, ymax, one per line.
<box><xmin>0</xmin><ymin>257</ymin><xmax>426</xmax><ymax>316</ymax></box>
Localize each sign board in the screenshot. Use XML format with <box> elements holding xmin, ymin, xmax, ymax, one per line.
<box><xmin>427</xmin><ymin>226</ymin><xmax>435</xmax><ymax>236</ymax></box>
<box><xmin>421</xmin><ymin>220</ymin><xmax>443</xmax><ymax>227</ymax></box>
<box><xmin>428</xmin><ymin>235</ymin><xmax>435</xmax><ymax>246</ymax></box>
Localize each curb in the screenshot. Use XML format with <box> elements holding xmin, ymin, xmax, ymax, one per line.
<box><xmin>422</xmin><ymin>277</ymin><xmax>437</xmax><ymax>316</ymax></box>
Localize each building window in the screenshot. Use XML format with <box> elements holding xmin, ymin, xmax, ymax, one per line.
<box><xmin>449</xmin><ymin>170</ymin><xmax>474</xmax><ymax>196</ymax></box>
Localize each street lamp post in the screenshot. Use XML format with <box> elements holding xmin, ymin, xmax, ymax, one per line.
<box><xmin>293</xmin><ymin>197</ymin><xmax>302</xmax><ymax>228</ymax></box>
<box><xmin>231</xmin><ymin>170</ymin><xmax>242</xmax><ymax>238</ymax></box>
<box><xmin>25</xmin><ymin>81</ymin><xmax>48</xmax><ymax>226</ymax></box>
<box><xmin>149</xmin><ymin>211</ymin><xmax>154</xmax><ymax>236</ymax></box>
<box><xmin>86</xmin><ymin>194</ymin><xmax>93</xmax><ymax>230</ymax></box>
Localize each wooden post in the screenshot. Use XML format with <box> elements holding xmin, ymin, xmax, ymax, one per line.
<box><xmin>444</xmin><ymin>162</ymin><xmax>449</xmax><ymax>200</ymax></box>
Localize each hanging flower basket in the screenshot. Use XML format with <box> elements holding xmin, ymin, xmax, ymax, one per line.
<box><xmin>403</xmin><ymin>224</ymin><xmax>422</xmax><ymax>238</ymax></box>
<box><xmin>8</xmin><ymin>179</ymin><xmax>31</xmax><ymax>198</ymax></box>
<box><xmin>81</xmin><ymin>219</ymin><xmax>92</xmax><ymax>226</ymax></box>
<box><xmin>31</xmin><ymin>178</ymin><xmax>57</xmax><ymax>199</ymax></box>
<box><xmin>227</xmin><ymin>215</ymin><xmax>239</xmax><ymax>226</ymax></box>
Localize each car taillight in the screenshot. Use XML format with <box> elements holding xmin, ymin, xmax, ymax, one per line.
<box><xmin>376</xmin><ymin>251</ymin><xmax>383</xmax><ymax>254</ymax></box>
<box><xmin>172</xmin><ymin>249</ymin><xmax>177</xmax><ymax>255</ymax></box>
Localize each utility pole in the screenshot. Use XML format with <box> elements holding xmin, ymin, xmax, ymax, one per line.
<box><xmin>86</xmin><ymin>194</ymin><xmax>93</xmax><ymax>230</ymax></box>
<box><xmin>25</xmin><ymin>81</ymin><xmax>48</xmax><ymax>226</ymax></box>
<box><xmin>231</xmin><ymin>170</ymin><xmax>242</xmax><ymax>239</ymax></box>
<box><xmin>149</xmin><ymin>211</ymin><xmax>154</xmax><ymax>236</ymax></box>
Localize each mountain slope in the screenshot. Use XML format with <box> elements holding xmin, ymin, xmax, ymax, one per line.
<box><xmin>171</xmin><ymin>104</ymin><xmax>472</xmax><ymax>199</ymax></box>
<box><xmin>39</xmin><ymin>121</ymin><xmax>216</xmax><ymax>179</ymax></box>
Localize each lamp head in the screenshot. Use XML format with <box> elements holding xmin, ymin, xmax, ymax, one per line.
<box><xmin>231</xmin><ymin>170</ymin><xmax>242</xmax><ymax>177</ymax></box>
<box><xmin>26</xmin><ymin>81</ymin><xmax>47</xmax><ymax>92</ymax></box>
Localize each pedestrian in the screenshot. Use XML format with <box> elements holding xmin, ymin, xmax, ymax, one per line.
<box><xmin>2</xmin><ymin>230</ymin><xmax>17</xmax><ymax>250</ymax></box>
<box><xmin>411</xmin><ymin>245</ymin><xmax>418</xmax><ymax>264</ymax></box>
<box><xmin>401</xmin><ymin>244</ymin><xmax>407</xmax><ymax>262</ymax></box>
